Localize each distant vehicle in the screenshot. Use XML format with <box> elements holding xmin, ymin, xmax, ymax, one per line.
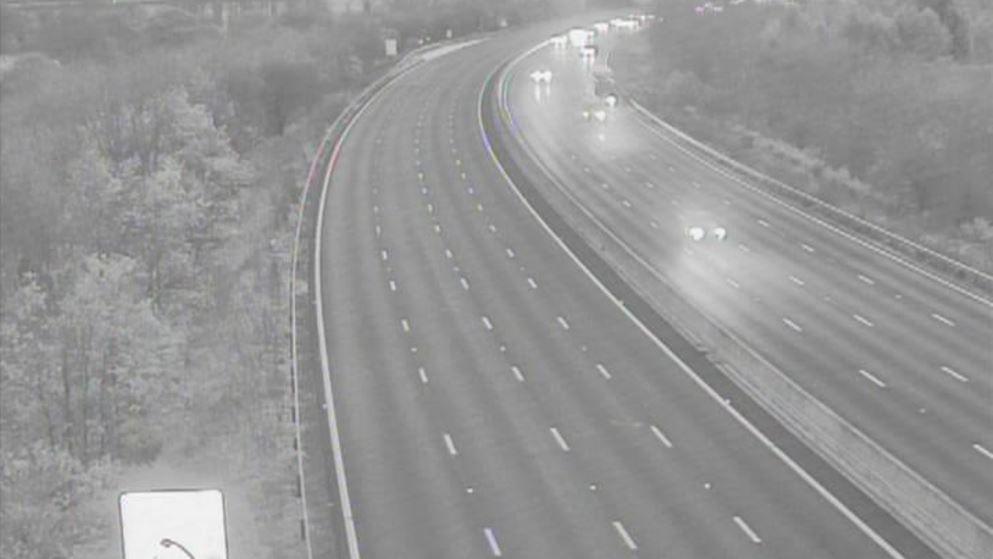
<box><xmin>550</xmin><ymin>35</ymin><xmax>568</xmax><ymax>48</ymax></box>
<box><xmin>592</xmin><ymin>71</ymin><xmax>614</xmax><ymax>97</ymax></box>
<box><xmin>611</xmin><ymin>18</ymin><xmax>640</xmax><ymax>30</ymax></box>
<box><xmin>529</xmin><ymin>69</ymin><xmax>553</xmax><ymax>84</ymax></box>
<box><xmin>682</xmin><ymin>211</ymin><xmax>728</xmax><ymax>242</ymax></box>
<box><xmin>582</xmin><ymin>107</ymin><xmax>608</xmax><ymax>123</ymax></box>
<box><xmin>568</xmin><ymin>27</ymin><xmax>594</xmax><ymax>48</ymax></box>
<box><xmin>604</xmin><ymin>93</ymin><xmax>619</xmax><ymax>108</ymax></box>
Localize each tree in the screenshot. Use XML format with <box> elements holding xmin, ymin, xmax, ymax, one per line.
<box><xmin>896</xmin><ymin>6</ymin><xmax>952</xmax><ymax>59</ymax></box>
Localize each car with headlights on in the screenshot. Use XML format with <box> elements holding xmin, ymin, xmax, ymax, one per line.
<box><xmin>681</xmin><ymin>211</ymin><xmax>728</xmax><ymax>243</ymax></box>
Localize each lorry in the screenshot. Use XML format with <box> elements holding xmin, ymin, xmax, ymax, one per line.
<box><xmin>567</xmin><ymin>27</ymin><xmax>594</xmax><ymax>48</ymax></box>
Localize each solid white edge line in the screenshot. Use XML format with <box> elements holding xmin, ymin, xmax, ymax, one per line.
<box><xmin>308</xmin><ymin>37</ymin><xmax>478</xmax><ymax>556</ymax></box>
<box><xmin>314</xmin><ymin>61</ymin><xmax>416</xmax><ymax>559</ymax></box>
<box><xmin>480</xmin><ymin>45</ymin><xmax>906</xmax><ymax>559</ymax></box>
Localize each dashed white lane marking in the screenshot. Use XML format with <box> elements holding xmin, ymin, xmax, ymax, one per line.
<box><xmin>853</xmin><ymin>314</ymin><xmax>874</xmax><ymax>328</ymax></box>
<box><xmin>622</xmin><ymin>199</ymin><xmax>632</xmax><ymax>208</ymax></box>
<box><xmin>667</xmin><ymin>165</ymin><xmax>675</xmax><ymax>172</ymax></box>
<box><xmin>557</xmin><ymin>316</ymin><xmax>570</xmax><ymax>330</ymax></box>
<box><xmin>445</xmin><ymin>249</ymin><xmax>454</xmax><ymax>259</ymax></box>
<box><xmin>550</xmin><ymin>427</ymin><xmax>570</xmax><ymax>452</ymax></box>
<box><xmin>434</xmin><ymin>224</ymin><xmax>442</xmax><ymax>234</ymax></box>
<box><xmin>650</xmin><ymin>424</ymin><xmax>673</xmax><ymax>448</ymax></box>
<box><xmin>782</xmin><ymin>317</ymin><xmax>803</xmax><ymax>333</ymax></box>
<box><xmin>460</xmin><ymin>277</ymin><xmax>470</xmax><ymax>290</ymax></box>
<box><xmin>511</xmin><ymin>365</ymin><xmax>525</xmax><ymax>382</ymax></box>
<box><xmin>421</xmin><ymin>187</ymin><xmax>428</xmax><ymax>195</ymax></box>
<box><xmin>476</xmin><ymin>203</ymin><xmax>484</xmax><ymax>212</ymax></box>
<box><xmin>418</xmin><ymin>366</ymin><xmax>428</xmax><ymax>384</ymax></box>
<box><xmin>738</xmin><ymin>244</ymin><xmax>751</xmax><ymax>253</ymax></box>
<box><xmin>415</xmin><ymin>159</ymin><xmax>421</xmax><ymax>167</ymax></box>
<box><xmin>757</xmin><ymin>219</ymin><xmax>770</xmax><ymax>228</ymax></box>
<box><xmin>443</xmin><ymin>433</ymin><xmax>458</xmax><ymax>455</ymax></box>
<box><xmin>940</xmin><ymin>366</ymin><xmax>969</xmax><ymax>383</ymax></box>
<box><xmin>426</xmin><ymin>203</ymin><xmax>434</xmax><ymax>214</ymax></box>
<box><xmin>650</xmin><ymin>220</ymin><xmax>659</xmax><ymax>229</ymax></box>
<box><xmin>612</xmin><ymin>521</ymin><xmax>638</xmax><ymax>550</ymax></box>
<box><xmin>723</xmin><ymin>198</ymin><xmax>732</xmax><ymax>206</ymax></box>
<box><xmin>488</xmin><ymin>224</ymin><xmax>497</xmax><ymax>233</ymax></box>
<box><xmin>381</xmin><ymin>249</ymin><xmax>389</xmax><ymax>261</ymax></box>
<box><xmin>461</xmin><ymin>172</ymin><xmax>467</xmax><ymax>180</ymax></box>
<box><xmin>726</xmin><ymin>277</ymin><xmax>740</xmax><ymax>289</ymax></box>
<box><xmin>974</xmin><ymin>443</ymin><xmax>993</xmax><ymax>461</ymax></box>
<box><xmin>858</xmin><ymin>274</ymin><xmax>876</xmax><ymax>286</ymax></box>
<box><xmin>372</xmin><ymin>205</ymin><xmax>379</xmax><ymax>214</ymax></box>
<box><xmin>401</xmin><ymin>319</ymin><xmax>410</xmax><ymax>333</ymax></box>
<box><xmin>931</xmin><ymin>313</ymin><xmax>956</xmax><ymax>327</ymax></box>
<box><xmin>375</xmin><ymin>224</ymin><xmax>381</xmax><ymax>237</ymax></box>
<box><xmin>596</xmin><ymin>363</ymin><xmax>612</xmax><ymax>380</ymax></box>
<box><xmin>455</xmin><ymin>158</ymin><xmax>462</xmax><ymax>166</ymax></box>
<box><xmin>527</xmin><ymin>277</ymin><xmax>538</xmax><ymax>289</ymax></box>
<box><xmin>417</xmin><ymin>171</ymin><xmax>424</xmax><ymax>181</ymax></box>
<box><xmin>481</xmin><ymin>316</ymin><xmax>494</xmax><ymax>331</ymax></box>
<box><xmin>506</xmin><ymin>248</ymin><xmax>516</xmax><ymax>259</ymax></box>
<box><xmin>788</xmin><ymin>275</ymin><xmax>805</xmax><ymax>286</ymax></box>
<box><xmin>733</xmin><ymin>516</ymin><xmax>762</xmax><ymax>544</ymax></box>
<box><xmin>645</xmin><ymin>181</ymin><xmax>654</xmax><ymax>189</ymax></box>
<box><xmin>858</xmin><ymin>368</ymin><xmax>887</xmax><ymax>388</ymax></box>
<box><xmin>801</xmin><ymin>243</ymin><xmax>815</xmax><ymax>253</ymax></box>
<box><xmin>468</xmin><ymin>186</ymin><xmax>476</xmax><ymax>195</ymax></box>
<box><xmin>389</xmin><ymin>280</ymin><xmax>397</xmax><ymax>292</ymax></box>
<box><xmin>483</xmin><ymin>528</ymin><xmax>502</xmax><ymax>557</ymax></box>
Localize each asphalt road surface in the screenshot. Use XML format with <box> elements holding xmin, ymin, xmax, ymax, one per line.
<box><xmin>315</xmin><ymin>21</ymin><xmax>973</xmax><ymax>559</ymax></box>
<box><xmin>502</xmin><ymin>27</ymin><xmax>993</xmax><ymax>529</ymax></box>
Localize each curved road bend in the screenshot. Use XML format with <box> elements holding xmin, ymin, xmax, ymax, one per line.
<box><xmin>319</xmin><ymin>24</ymin><xmax>935</xmax><ymax>559</ymax></box>
<box><xmin>503</xmin><ymin>33</ymin><xmax>993</xmax><ymax>526</ymax></box>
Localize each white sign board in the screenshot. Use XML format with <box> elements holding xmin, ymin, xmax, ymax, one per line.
<box><xmin>385</xmin><ymin>38</ymin><xmax>398</xmax><ymax>57</ymax></box>
<box><xmin>120</xmin><ymin>489</ymin><xmax>228</xmax><ymax>559</ymax></box>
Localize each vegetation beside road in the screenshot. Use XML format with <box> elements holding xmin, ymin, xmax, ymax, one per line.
<box><xmin>613</xmin><ymin>0</ymin><xmax>993</xmax><ymax>272</ymax></box>
<box><xmin>0</xmin><ymin>2</ymin><xmax>557</xmax><ymax>557</ymax></box>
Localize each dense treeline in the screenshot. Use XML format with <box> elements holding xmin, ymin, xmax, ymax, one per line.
<box><xmin>1</xmin><ymin>2</ymin><xmax>560</xmax><ymax>556</ymax></box>
<box><xmin>0</xmin><ymin>8</ymin><xmax>386</xmax><ymax>559</ymax></box>
<box><xmin>620</xmin><ymin>0</ymin><xmax>993</xmax><ymax>269</ymax></box>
